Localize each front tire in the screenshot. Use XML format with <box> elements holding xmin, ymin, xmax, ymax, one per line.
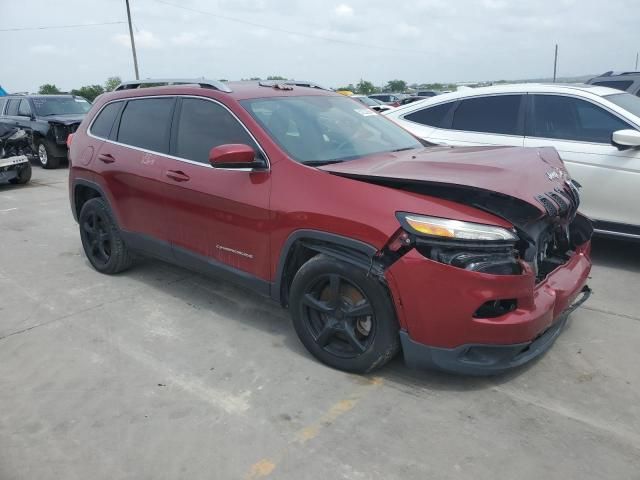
<box><xmin>289</xmin><ymin>254</ymin><xmax>400</xmax><ymax>373</ymax></box>
<box><xmin>79</xmin><ymin>198</ymin><xmax>134</xmax><ymax>274</ymax></box>
<box><xmin>36</xmin><ymin>140</ymin><xmax>61</xmax><ymax>169</ymax></box>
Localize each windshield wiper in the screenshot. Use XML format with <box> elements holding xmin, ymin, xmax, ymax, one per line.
<box><xmin>390</xmin><ymin>147</ymin><xmax>416</xmax><ymax>152</ymax></box>
<box><xmin>302</xmin><ymin>160</ymin><xmax>345</xmax><ymax>166</ymax></box>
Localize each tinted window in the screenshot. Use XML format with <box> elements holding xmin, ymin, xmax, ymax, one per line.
<box><xmin>452</xmin><ymin>95</ymin><xmax>522</xmax><ymax>135</ymax></box>
<box><xmin>18</xmin><ymin>99</ymin><xmax>32</xmax><ymax>116</ymax></box>
<box><xmin>372</xmin><ymin>95</ymin><xmax>391</xmax><ymax>102</ymax></box>
<box><xmin>91</xmin><ymin>102</ymin><xmax>122</xmax><ymax>139</ymax></box>
<box><xmin>6</xmin><ymin>99</ymin><xmax>20</xmax><ymax>116</ymax></box>
<box><xmin>530</xmin><ymin>95</ymin><xmax>631</xmax><ymax>143</ymax></box>
<box><xmin>174</xmin><ymin>98</ymin><xmax>257</xmax><ymax>164</ymax></box>
<box><xmin>117</xmin><ymin>98</ymin><xmax>174</xmax><ymax>152</ymax></box>
<box><xmin>404</xmin><ymin>102</ymin><xmax>454</xmax><ymax>128</ymax></box>
<box><xmin>592</xmin><ymin>80</ymin><xmax>634</xmax><ymax>92</ymax></box>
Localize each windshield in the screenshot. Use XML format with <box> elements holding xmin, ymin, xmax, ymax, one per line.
<box><xmin>241</xmin><ymin>95</ymin><xmax>421</xmax><ymax>164</ymax></box>
<box><xmin>355</xmin><ymin>96</ymin><xmax>380</xmax><ymax>107</ymax></box>
<box><xmin>32</xmin><ymin>97</ymin><xmax>91</xmax><ymax>116</ymax></box>
<box><xmin>604</xmin><ymin>93</ymin><xmax>640</xmax><ymax>120</ymax></box>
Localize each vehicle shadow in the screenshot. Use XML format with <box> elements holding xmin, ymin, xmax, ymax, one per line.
<box><xmin>121</xmin><ymin>257</ymin><xmax>540</xmax><ymax>393</ymax></box>
<box><xmin>590</xmin><ymin>235</ymin><xmax>640</xmax><ymax>273</ymax></box>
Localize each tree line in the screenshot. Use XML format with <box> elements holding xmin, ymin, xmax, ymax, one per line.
<box><xmin>37</xmin><ymin>76</ymin><xmax>458</xmax><ymax>102</ymax></box>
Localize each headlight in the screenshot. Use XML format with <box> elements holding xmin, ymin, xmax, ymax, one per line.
<box><xmin>397</xmin><ymin>213</ymin><xmax>518</xmax><ymax>242</ymax></box>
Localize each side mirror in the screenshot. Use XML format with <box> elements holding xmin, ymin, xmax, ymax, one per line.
<box><xmin>208</xmin><ymin>144</ymin><xmax>266</xmax><ymax>169</ymax></box>
<box><xmin>612</xmin><ymin>129</ymin><xmax>640</xmax><ymax>149</ymax></box>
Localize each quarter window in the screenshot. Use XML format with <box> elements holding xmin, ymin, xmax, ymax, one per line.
<box><xmin>452</xmin><ymin>95</ymin><xmax>523</xmax><ymax>135</ymax></box>
<box><xmin>173</xmin><ymin>98</ymin><xmax>257</xmax><ymax>164</ymax></box>
<box><xmin>529</xmin><ymin>95</ymin><xmax>631</xmax><ymax>143</ymax></box>
<box><xmin>117</xmin><ymin>97</ymin><xmax>175</xmax><ymax>153</ymax></box>
<box><xmin>91</xmin><ymin>102</ymin><xmax>122</xmax><ymax>139</ymax></box>
<box><xmin>404</xmin><ymin>102</ymin><xmax>454</xmax><ymax>128</ymax></box>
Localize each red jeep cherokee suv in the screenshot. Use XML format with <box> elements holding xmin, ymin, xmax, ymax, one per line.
<box><xmin>68</xmin><ymin>78</ymin><xmax>593</xmax><ymax>375</ymax></box>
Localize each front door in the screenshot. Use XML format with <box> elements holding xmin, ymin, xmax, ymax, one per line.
<box><xmin>160</xmin><ymin>97</ymin><xmax>272</xmax><ymax>285</ymax></box>
<box><xmin>523</xmin><ymin>94</ymin><xmax>640</xmax><ymax>228</ymax></box>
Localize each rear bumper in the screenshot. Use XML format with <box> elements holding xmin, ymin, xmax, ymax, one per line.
<box><xmin>399</xmin><ymin>285</ymin><xmax>591</xmax><ymax>375</ymax></box>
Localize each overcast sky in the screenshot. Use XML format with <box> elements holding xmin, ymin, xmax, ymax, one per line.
<box><xmin>2</xmin><ymin>0</ymin><xmax>639</xmax><ymax>92</ymax></box>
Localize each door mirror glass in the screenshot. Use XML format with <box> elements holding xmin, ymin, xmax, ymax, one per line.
<box><xmin>612</xmin><ymin>129</ymin><xmax>640</xmax><ymax>148</ymax></box>
<box><xmin>208</xmin><ymin>143</ymin><xmax>264</xmax><ymax>169</ymax></box>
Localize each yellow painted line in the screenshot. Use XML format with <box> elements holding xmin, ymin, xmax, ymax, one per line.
<box><xmin>244</xmin><ymin>376</ymin><xmax>384</xmax><ymax>478</ymax></box>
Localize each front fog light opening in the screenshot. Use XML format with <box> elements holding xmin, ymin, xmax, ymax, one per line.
<box><xmin>473</xmin><ymin>299</ymin><xmax>517</xmax><ymax>318</ymax></box>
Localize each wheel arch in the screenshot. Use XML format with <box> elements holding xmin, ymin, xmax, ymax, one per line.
<box><xmin>72</xmin><ymin>179</ymin><xmax>113</xmax><ymax>223</ymax></box>
<box><xmin>272</xmin><ymin>230</ymin><xmax>384</xmax><ymax>306</ymax></box>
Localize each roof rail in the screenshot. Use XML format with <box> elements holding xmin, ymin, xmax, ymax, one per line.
<box><xmin>115</xmin><ymin>78</ymin><xmax>232</xmax><ymax>93</ymax></box>
<box><xmin>258</xmin><ymin>79</ymin><xmax>331</xmax><ymax>91</ymax></box>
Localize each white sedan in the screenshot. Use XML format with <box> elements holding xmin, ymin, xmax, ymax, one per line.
<box><xmin>384</xmin><ymin>84</ymin><xmax>640</xmax><ymax>239</ymax></box>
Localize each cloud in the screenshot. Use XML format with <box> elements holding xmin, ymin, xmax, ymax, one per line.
<box><xmin>395</xmin><ymin>23</ymin><xmax>421</xmax><ymax>38</ymax></box>
<box><xmin>112</xmin><ymin>30</ymin><xmax>163</xmax><ymax>49</ymax></box>
<box><xmin>334</xmin><ymin>4</ymin><xmax>354</xmax><ymax>16</ymax></box>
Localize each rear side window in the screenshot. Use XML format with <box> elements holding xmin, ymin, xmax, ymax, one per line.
<box><xmin>592</xmin><ymin>80</ymin><xmax>634</xmax><ymax>92</ymax></box>
<box><xmin>18</xmin><ymin>99</ymin><xmax>32</xmax><ymax>116</ymax></box>
<box><xmin>5</xmin><ymin>99</ymin><xmax>20</xmax><ymax>116</ymax></box>
<box><xmin>117</xmin><ymin>97</ymin><xmax>174</xmax><ymax>152</ymax></box>
<box><xmin>529</xmin><ymin>95</ymin><xmax>631</xmax><ymax>143</ymax></box>
<box><xmin>173</xmin><ymin>98</ymin><xmax>258</xmax><ymax>164</ymax></box>
<box><xmin>452</xmin><ymin>95</ymin><xmax>523</xmax><ymax>135</ymax></box>
<box><xmin>91</xmin><ymin>102</ymin><xmax>122</xmax><ymax>139</ymax></box>
<box><xmin>404</xmin><ymin>102</ymin><xmax>454</xmax><ymax>128</ymax></box>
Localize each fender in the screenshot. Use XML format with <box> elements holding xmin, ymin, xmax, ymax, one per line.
<box><xmin>271</xmin><ymin>229</ymin><xmax>383</xmax><ymax>303</ymax></box>
<box><xmin>71</xmin><ymin>178</ymin><xmax>115</xmax><ymax>223</ymax></box>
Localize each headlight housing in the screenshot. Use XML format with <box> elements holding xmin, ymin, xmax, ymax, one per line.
<box><xmin>395</xmin><ymin>212</ymin><xmax>521</xmax><ymax>275</ymax></box>
<box><xmin>396</xmin><ymin>213</ymin><xmax>518</xmax><ymax>242</ymax></box>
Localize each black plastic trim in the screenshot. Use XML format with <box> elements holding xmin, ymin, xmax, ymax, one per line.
<box><xmin>71</xmin><ymin>179</ymin><xmax>111</xmax><ymax>222</ymax></box>
<box><xmin>272</xmin><ymin>230</ymin><xmax>379</xmax><ymax>303</ymax></box>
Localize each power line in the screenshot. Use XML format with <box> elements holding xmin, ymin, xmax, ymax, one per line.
<box><xmin>0</xmin><ymin>21</ymin><xmax>125</xmax><ymax>32</ymax></box>
<box><xmin>154</xmin><ymin>0</ymin><xmax>424</xmax><ymax>55</ymax></box>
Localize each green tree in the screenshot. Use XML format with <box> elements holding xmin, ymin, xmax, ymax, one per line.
<box><xmin>104</xmin><ymin>76</ymin><xmax>122</xmax><ymax>92</ymax></box>
<box><xmin>70</xmin><ymin>85</ymin><xmax>105</xmax><ymax>102</ymax></box>
<box><xmin>355</xmin><ymin>79</ymin><xmax>377</xmax><ymax>95</ymax></box>
<box><xmin>266</xmin><ymin>75</ymin><xmax>287</xmax><ymax>80</ymax></box>
<box><xmin>384</xmin><ymin>79</ymin><xmax>407</xmax><ymax>92</ymax></box>
<box><xmin>38</xmin><ymin>84</ymin><xmax>61</xmax><ymax>94</ymax></box>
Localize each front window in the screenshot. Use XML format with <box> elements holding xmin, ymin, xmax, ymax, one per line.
<box><xmin>241</xmin><ymin>95</ymin><xmax>421</xmax><ymax>164</ymax></box>
<box><xmin>32</xmin><ymin>97</ymin><xmax>91</xmax><ymax>116</ymax></box>
<box><xmin>604</xmin><ymin>92</ymin><xmax>640</xmax><ymax>119</ymax></box>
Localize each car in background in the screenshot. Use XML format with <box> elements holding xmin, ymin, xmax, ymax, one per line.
<box><xmin>384</xmin><ymin>83</ymin><xmax>640</xmax><ymax>239</ymax></box>
<box><xmin>351</xmin><ymin>95</ymin><xmax>394</xmax><ymax>112</ymax></box>
<box><xmin>398</xmin><ymin>96</ymin><xmax>433</xmax><ymax>106</ymax></box>
<box><xmin>415</xmin><ymin>90</ymin><xmax>439</xmax><ymax>97</ymax></box>
<box><xmin>368</xmin><ymin>93</ymin><xmax>408</xmax><ymax>107</ymax></box>
<box><xmin>0</xmin><ymin>94</ymin><xmax>91</xmax><ymax>168</ymax></box>
<box><xmin>68</xmin><ymin>78</ymin><xmax>592</xmax><ymax>375</ymax></box>
<box><xmin>587</xmin><ymin>71</ymin><xmax>640</xmax><ymax>96</ymax></box>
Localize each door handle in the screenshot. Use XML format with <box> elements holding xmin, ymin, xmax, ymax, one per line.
<box><xmin>98</xmin><ymin>153</ymin><xmax>115</xmax><ymax>164</ymax></box>
<box><xmin>166</xmin><ymin>170</ymin><xmax>190</xmax><ymax>182</ymax></box>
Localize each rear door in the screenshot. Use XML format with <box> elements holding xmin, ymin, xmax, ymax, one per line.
<box><xmin>93</xmin><ymin>96</ymin><xmax>176</xmax><ymax>250</ymax></box>
<box><xmin>523</xmin><ymin>94</ymin><xmax>640</xmax><ymax>227</ymax></box>
<box><xmin>161</xmin><ymin>96</ymin><xmax>272</xmax><ymax>283</ymax></box>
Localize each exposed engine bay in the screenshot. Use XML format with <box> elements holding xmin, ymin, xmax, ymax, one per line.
<box><xmin>0</xmin><ymin>124</ymin><xmax>32</xmax><ymax>185</ymax></box>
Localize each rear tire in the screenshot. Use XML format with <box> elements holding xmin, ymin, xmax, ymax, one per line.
<box><xmin>9</xmin><ymin>163</ymin><xmax>31</xmax><ymax>184</ymax></box>
<box><xmin>289</xmin><ymin>254</ymin><xmax>400</xmax><ymax>373</ymax></box>
<box><xmin>79</xmin><ymin>198</ymin><xmax>134</xmax><ymax>274</ymax></box>
<box><xmin>36</xmin><ymin>140</ymin><xmax>61</xmax><ymax>169</ymax></box>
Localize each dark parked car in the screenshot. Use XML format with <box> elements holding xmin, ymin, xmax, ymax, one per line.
<box><xmin>587</xmin><ymin>71</ymin><xmax>640</xmax><ymax>96</ymax></box>
<box><xmin>415</xmin><ymin>90</ymin><xmax>439</xmax><ymax>97</ymax></box>
<box><xmin>368</xmin><ymin>93</ymin><xmax>408</xmax><ymax>106</ymax></box>
<box><xmin>68</xmin><ymin>78</ymin><xmax>592</xmax><ymax>375</ymax></box>
<box><xmin>0</xmin><ymin>94</ymin><xmax>91</xmax><ymax>168</ymax></box>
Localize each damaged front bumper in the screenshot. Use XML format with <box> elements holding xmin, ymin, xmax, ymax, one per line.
<box><xmin>0</xmin><ymin>155</ymin><xmax>29</xmax><ymax>182</ymax></box>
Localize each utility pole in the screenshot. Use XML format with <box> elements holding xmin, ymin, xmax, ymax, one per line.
<box><xmin>636</xmin><ymin>52</ymin><xmax>639</xmax><ymax>71</ymax></box>
<box><xmin>553</xmin><ymin>44</ymin><xmax>558</xmax><ymax>82</ymax></box>
<box><xmin>125</xmin><ymin>0</ymin><xmax>139</xmax><ymax>80</ymax></box>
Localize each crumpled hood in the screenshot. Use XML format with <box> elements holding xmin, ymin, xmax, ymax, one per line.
<box><xmin>319</xmin><ymin>145</ymin><xmax>574</xmax><ymax>219</ymax></box>
<box><xmin>44</xmin><ymin>114</ymin><xmax>85</xmax><ymax>125</ymax></box>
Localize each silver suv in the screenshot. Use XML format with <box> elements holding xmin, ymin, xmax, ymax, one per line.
<box><xmin>587</xmin><ymin>71</ymin><xmax>640</xmax><ymax>96</ymax></box>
